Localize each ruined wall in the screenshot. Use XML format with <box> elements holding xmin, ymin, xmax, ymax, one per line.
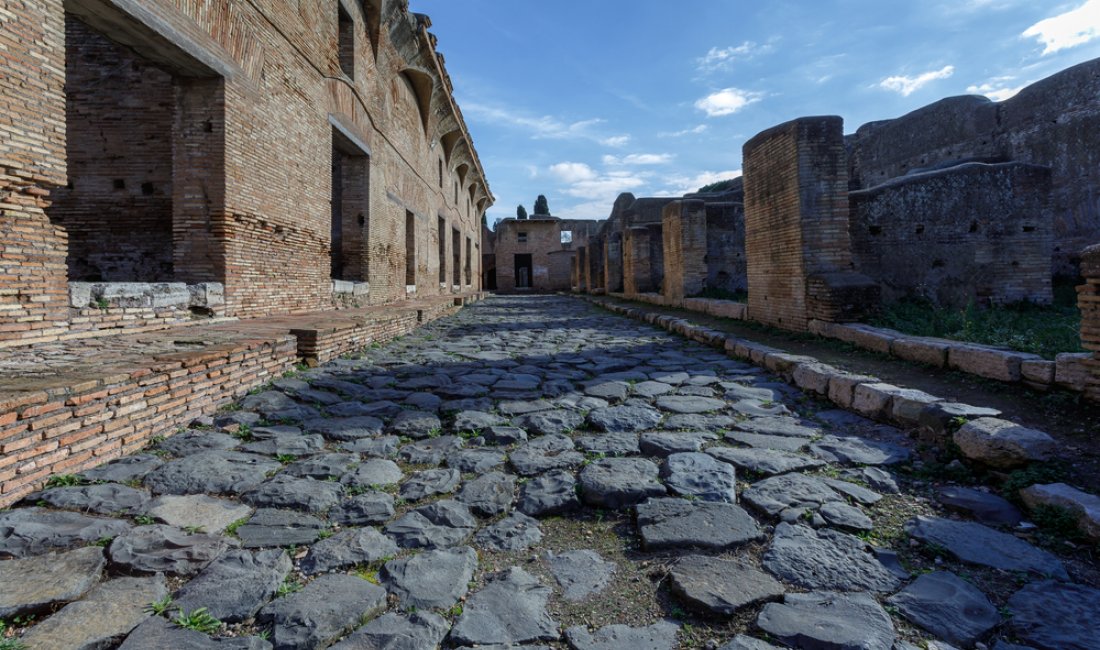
<box><xmin>743</xmin><ymin>116</ymin><xmax>877</xmax><ymax>331</ymax></box>
<box><xmin>662</xmin><ymin>200</ymin><xmax>707</xmax><ymax>302</ymax></box>
<box><xmin>51</xmin><ymin>18</ymin><xmax>175</xmax><ymax>282</ymax></box>
<box><xmin>494</xmin><ymin>218</ymin><xmax>562</xmax><ymax>292</ymax></box>
<box><xmin>704</xmin><ymin>201</ymin><xmax>746</xmax><ymax>294</ymax></box>
<box><xmin>0</xmin><ymin>0</ymin><xmax>490</xmax><ymax>344</ymax></box>
<box><xmin>0</xmin><ymin>0</ymin><xmax>69</xmax><ymax>345</ymax></box>
<box><xmin>851</xmin><ymin>162</ymin><xmax>1053</xmax><ymax>306</ymax></box>
<box><xmin>623</xmin><ymin>227</ymin><xmax>652</xmax><ymax>295</ymax></box>
<box><xmin>1081</xmin><ymin>245</ymin><xmax>1100</xmax><ymax>402</ymax></box>
<box><xmin>849</xmin><ymin>58</ymin><xmax>1100</xmax><ymax>276</ymax></box>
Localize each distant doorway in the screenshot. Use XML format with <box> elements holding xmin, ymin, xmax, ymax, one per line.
<box><xmin>515</xmin><ymin>254</ymin><xmax>532</xmax><ymax>289</ymax></box>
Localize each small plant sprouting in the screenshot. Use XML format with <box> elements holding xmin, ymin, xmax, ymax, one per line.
<box><xmin>173</xmin><ymin>607</ymin><xmax>222</xmax><ymax>634</ymax></box>
<box><xmin>134</xmin><ymin>515</ymin><xmax>156</xmax><ymax>526</ymax></box>
<box><xmin>45</xmin><ymin>474</ymin><xmax>84</xmax><ymax>488</ymax></box>
<box><xmin>231</xmin><ymin>424</ymin><xmax>254</xmax><ymax>441</ymax></box>
<box><xmin>145</xmin><ymin>595</ymin><xmax>174</xmax><ymax>616</ymax></box>
<box><xmin>276</xmin><ymin>578</ymin><xmax>303</xmax><ymax>597</ymax></box>
<box><xmin>225</xmin><ymin>517</ymin><xmax>249</xmax><ymax>537</ymax></box>
<box><xmin>275</xmin><ymin>454</ymin><xmax>297</xmax><ymax>465</ymax></box>
<box><xmin>183</xmin><ymin>525</ymin><xmax>206</xmax><ymax>535</ymax></box>
<box><xmin>95</xmin><ymin>297</ymin><xmax>110</xmax><ymax>310</ymax></box>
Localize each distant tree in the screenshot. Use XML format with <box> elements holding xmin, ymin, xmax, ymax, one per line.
<box><xmin>697</xmin><ymin>178</ymin><xmax>740</xmax><ymax>193</ymax></box>
<box><xmin>533</xmin><ymin>194</ymin><xmax>549</xmax><ymax>215</ymax></box>
<box><xmin>517</xmin><ymin>204</ymin><xmax>528</xmax><ymax>220</ymax></box>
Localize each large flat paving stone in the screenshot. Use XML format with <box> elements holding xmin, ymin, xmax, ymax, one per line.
<box><xmin>143</xmin><ymin>451</ymin><xmax>283</xmax><ymax>496</ymax></box>
<box><xmin>565</xmin><ymin>620</ymin><xmax>680</xmax><ymax>649</ymax></box>
<box><xmin>546</xmin><ymin>549</ymin><xmax>616</xmax><ymax>601</ymax></box>
<box><xmin>143</xmin><ymin>494</ymin><xmax>254</xmax><ymax>535</ymax></box>
<box><xmin>636</xmin><ymin>498</ymin><xmax>764</xmax><ymax>551</ymax></box>
<box><xmin>242</xmin><ymin>475</ymin><xmax>345</xmax><ymax>513</ymax></box>
<box><xmin>382</xmin><ymin>546</ymin><xmax>478</xmax><ymax>610</ymax></box>
<box><xmin>757</xmin><ymin>591</ymin><xmax>896</xmax><ymax>650</ymax></box>
<box><xmin>458</xmin><ymin>471</ymin><xmax>516</xmax><ymax>516</ymax></box>
<box><xmin>174</xmin><ymin>549</ymin><xmax>291</xmax><ymax>623</ymax></box>
<box><xmin>474</xmin><ymin>512</ymin><xmax>543</xmax><ymax>551</ymax></box>
<box><xmin>1007</xmin><ymin>580</ymin><xmax>1100</xmax><ymax>650</ymax></box>
<box><xmin>329</xmin><ymin>492</ymin><xmax>395</xmax><ymax>526</ymax></box>
<box><xmin>518</xmin><ymin>469</ymin><xmax>581</xmax><ymax>516</ymax></box>
<box><xmin>0</xmin><ymin>507</ymin><xmax>132</xmax><ymax>559</ymax></box>
<box><xmin>21</xmin><ymin>575</ymin><xmax>167</xmax><ymax>650</ymax></box>
<box><xmin>448</xmin><ymin>567</ymin><xmax>559</xmax><ymax>646</ymax></box>
<box><xmin>762</xmin><ymin>523</ymin><xmax>901</xmax><ymax>592</ymax></box>
<box><xmin>384</xmin><ymin>500</ymin><xmax>477</xmax><ymax>549</ymax></box>
<box><xmin>118</xmin><ymin>615</ymin><xmax>273</xmax><ymax>649</ymax></box>
<box><xmin>905</xmin><ymin>516</ymin><xmax>1068</xmax><ymax>579</ymax></box>
<box><xmin>661</xmin><ymin>452</ymin><xmax>737</xmax><ymax>503</ymax></box>
<box><xmin>670</xmin><ymin>555</ymin><xmax>784</xmax><ymax>615</ymax></box>
<box><xmin>741</xmin><ymin>473</ymin><xmax>843</xmax><ymax>517</ymax></box>
<box><xmin>587</xmin><ymin>404</ymin><xmax>663</xmax><ymax>433</ymax></box>
<box><xmin>0</xmin><ymin>545</ymin><xmax>106</xmax><ymax>618</ymax></box>
<box><xmin>887</xmin><ymin>571</ymin><xmax>999</xmax><ymax>647</ymax></box>
<box><xmin>26</xmin><ymin>483</ymin><xmax>150</xmax><ymax>516</ymax></box>
<box><xmin>235</xmin><ymin>509</ymin><xmax>325</xmax><ymax>548</ymax></box>
<box><xmin>109</xmin><ymin>524</ymin><xmax>230</xmax><ymax>576</ymax></box>
<box><xmin>400</xmin><ymin>468</ymin><xmax>461</xmax><ymax>501</ymax></box>
<box><xmin>510</xmin><ymin>435</ymin><xmax>585</xmax><ymax>475</ymax></box>
<box><xmin>330</xmin><ymin>611</ymin><xmax>450</xmax><ymax>650</ymax></box>
<box><xmin>579</xmin><ymin>457</ymin><xmax>666</xmax><ymax>509</ymax></box>
<box><xmin>300</xmin><ymin>527</ymin><xmax>397</xmax><ymax>574</ymax></box>
<box><xmin>257</xmin><ymin>573</ymin><xmax>387</xmax><ymax>650</ymax></box>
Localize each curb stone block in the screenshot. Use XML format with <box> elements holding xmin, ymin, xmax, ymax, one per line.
<box><xmin>948</xmin><ymin>344</ymin><xmax>1042</xmax><ymax>382</ymax></box>
<box><xmin>1019</xmin><ymin>483</ymin><xmax>1100</xmax><ymax>541</ymax></box>
<box><xmin>953</xmin><ymin>417</ymin><xmax>1056</xmax><ymax>469</ymax></box>
<box><xmin>1054</xmin><ymin>352</ymin><xmax>1092</xmax><ymax>391</ymax></box>
<box><xmin>763</xmin><ymin>353</ymin><xmax>818</xmax><ymax>378</ymax></box>
<box><xmin>891</xmin><ymin>337</ymin><xmax>951</xmax><ymax>368</ymax></box>
<box><xmin>792</xmin><ymin>363</ymin><xmax>837</xmax><ymax>396</ymax></box>
<box><xmin>851</xmin><ymin>382</ymin><xmax>901</xmax><ymax>419</ymax></box>
<box><xmin>887</xmin><ymin>387</ymin><xmax>942</xmax><ymax>427</ymax></box>
<box><xmin>1020</xmin><ymin>359</ymin><xmax>1055</xmax><ymax>386</ymax></box>
<box><xmin>831</xmin><ymin>323</ymin><xmax>900</xmax><ymax>354</ymax></box>
<box><xmin>826</xmin><ymin>372</ymin><xmax>879</xmax><ymax>408</ymax></box>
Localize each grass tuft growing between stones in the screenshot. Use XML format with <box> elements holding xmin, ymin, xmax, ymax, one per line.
<box><xmin>173</xmin><ymin>607</ymin><xmax>222</xmax><ymax>634</ymax></box>
<box><xmin>866</xmin><ymin>285</ymin><xmax>1082</xmax><ymax>359</ymax></box>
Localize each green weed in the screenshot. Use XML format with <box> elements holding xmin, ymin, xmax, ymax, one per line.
<box><xmin>173</xmin><ymin>607</ymin><xmax>221</xmax><ymax>634</ymax></box>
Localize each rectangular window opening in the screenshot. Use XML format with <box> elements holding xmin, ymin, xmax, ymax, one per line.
<box><xmin>452</xmin><ymin>227</ymin><xmax>461</xmax><ymax>286</ymax></box>
<box><xmin>338</xmin><ymin>4</ymin><xmax>355</xmax><ymax>79</ymax></box>
<box><xmin>438</xmin><ymin>216</ymin><xmax>446</xmax><ymax>283</ymax></box>
<box><xmin>405</xmin><ymin>210</ymin><xmax>416</xmax><ymax>286</ymax></box>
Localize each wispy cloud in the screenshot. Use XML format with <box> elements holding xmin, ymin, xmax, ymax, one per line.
<box><xmin>967</xmin><ymin>76</ymin><xmax>1028</xmax><ymax>101</ymax></box>
<box><xmin>658</xmin><ymin>125</ymin><xmax>708</xmax><ymax>138</ymax></box>
<box><xmin>462</xmin><ymin>102</ymin><xmax>613</xmax><ymax>143</ymax></box>
<box><xmin>602</xmin><ymin>153</ymin><xmax>674</xmax><ymax>166</ymax></box>
<box><xmin>548</xmin><ymin>162</ymin><xmax>598</xmax><ymax>184</ymax></box>
<box><xmin>694</xmin><ymin>88</ymin><xmax>764</xmax><ymax>117</ymax></box>
<box><xmin>1022</xmin><ymin>0</ymin><xmax>1100</xmax><ymax>54</ymax></box>
<box><xmin>600</xmin><ymin>135</ymin><xmax>631</xmax><ymax>147</ymax></box>
<box><xmin>654</xmin><ymin>170</ymin><xmax>742</xmax><ymax>197</ymax></box>
<box><xmin>696</xmin><ymin>41</ymin><xmax>774</xmax><ymax>72</ymax></box>
<box><xmin>879</xmin><ymin>65</ymin><xmax>955</xmax><ymax>96</ymax></box>
<box><xmin>548</xmin><ymin>162</ymin><xmax>646</xmax><ymax>210</ymax></box>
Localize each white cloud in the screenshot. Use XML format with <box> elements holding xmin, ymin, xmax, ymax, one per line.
<box><xmin>462</xmin><ymin>102</ymin><xmax>614</xmax><ymax>143</ymax></box>
<box><xmin>879</xmin><ymin>65</ymin><xmax>955</xmax><ymax>96</ymax></box>
<box><xmin>600</xmin><ymin>135</ymin><xmax>631</xmax><ymax>147</ymax></box>
<box><xmin>654</xmin><ymin>170</ymin><xmax>742</xmax><ymax>197</ymax></box>
<box><xmin>658</xmin><ymin>124</ymin><xmax>708</xmax><ymax>137</ymax></box>
<box><xmin>548</xmin><ymin>162</ymin><xmax>598</xmax><ymax>184</ymax></box>
<box><xmin>966</xmin><ymin>77</ymin><xmax>1028</xmax><ymax>101</ymax></box>
<box><xmin>696</xmin><ymin>41</ymin><xmax>774</xmax><ymax>72</ymax></box>
<box><xmin>1022</xmin><ymin>0</ymin><xmax>1100</xmax><ymax>54</ymax></box>
<box><xmin>602</xmin><ymin>153</ymin><xmax>674</xmax><ymax>166</ymax></box>
<box><xmin>694</xmin><ymin>88</ymin><xmax>763</xmax><ymax>117</ymax></box>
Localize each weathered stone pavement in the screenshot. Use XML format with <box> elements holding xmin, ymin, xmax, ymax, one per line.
<box><xmin>1</xmin><ymin>295</ymin><xmax>1097</xmax><ymax>649</ymax></box>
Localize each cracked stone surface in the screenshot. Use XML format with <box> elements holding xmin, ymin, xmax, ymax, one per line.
<box><xmin>2</xmin><ymin>295</ymin><xmax>1090</xmax><ymax>650</ymax></box>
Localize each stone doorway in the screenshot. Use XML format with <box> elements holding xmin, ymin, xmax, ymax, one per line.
<box><xmin>515</xmin><ymin>253</ymin><xmax>533</xmax><ymax>289</ymax></box>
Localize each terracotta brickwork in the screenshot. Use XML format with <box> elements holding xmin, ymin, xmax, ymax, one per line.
<box><xmin>0</xmin><ymin>0</ymin><xmax>491</xmax><ymax>343</ymax></box>
<box><xmin>742</xmin><ymin>116</ymin><xmax>877</xmax><ymax>331</ymax></box>
<box><xmin>1081</xmin><ymin>245</ymin><xmax>1100</xmax><ymax>401</ymax></box>
<box><xmin>662</xmin><ymin>199</ymin><xmax>708</xmax><ymax>303</ymax></box>
<box><xmin>493</xmin><ymin>217</ymin><xmax>598</xmax><ymax>292</ymax></box>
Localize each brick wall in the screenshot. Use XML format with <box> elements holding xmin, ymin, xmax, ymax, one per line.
<box><xmin>705</xmin><ymin>201</ymin><xmax>747</xmax><ymax>294</ymax></box>
<box><xmin>851</xmin><ymin>162</ymin><xmax>1053</xmax><ymax>306</ymax></box>
<box><xmin>743</xmin><ymin>116</ymin><xmax>877</xmax><ymax>331</ymax></box>
<box><xmin>1081</xmin><ymin>244</ymin><xmax>1100</xmax><ymax>402</ymax></box>
<box><xmin>493</xmin><ymin>218</ymin><xmax>596</xmax><ymax>292</ymax></box>
<box><xmin>623</xmin><ymin>226</ymin><xmax>652</xmax><ymax>295</ymax></box>
<box><xmin>0</xmin><ymin>335</ymin><xmax>297</xmax><ymax>505</ymax></box>
<box><xmin>848</xmin><ymin>58</ymin><xmax>1100</xmax><ymax>277</ymax></box>
<box><xmin>662</xmin><ymin>199</ymin><xmax>708</xmax><ymax>302</ymax></box>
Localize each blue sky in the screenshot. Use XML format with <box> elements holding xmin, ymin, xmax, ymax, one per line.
<box><xmin>412</xmin><ymin>0</ymin><xmax>1100</xmax><ymax>226</ymax></box>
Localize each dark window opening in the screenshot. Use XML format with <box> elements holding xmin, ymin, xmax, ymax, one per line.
<box><xmin>405</xmin><ymin>210</ymin><xmax>416</xmax><ymax>286</ymax></box>
<box><xmin>438</xmin><ymin>158</ymin><xmax>443</xmax><ymax>188</ymax></box>
<box><xmin>517</xmin><ymin>231</ymin><xmax>528</xmax><ymax>243</ymax></box>
<box><xmin>465</xmin><ymin>235</ymin><xmax>472</xmax><ymax>285</ymax></box>
<box><xmin>331</xmin><ymin>128</ymin><xmax>370</xmax><ymax>282</ymax></box>
<box><xmin>915</xmin><ymin>224</ymin><xmax>925</xmax><ymax>234</ymax></box>
<box><xmin>438</xmin><ymin>216</ymin><xmax>446</xmax><ymax>283</ymax></box>
<box><xmin>452</xmin><ymin>227</ymin><xmax>461</xmax><ymax>286</ymax></box>
<box><xmin>1023</xmin><ymin>225</ymin><xmax>1036</xmax><ymax>233</ymax></box>
<box><xmin>969</xmin><ymin>221</ymin><xmax>978</xmax><ymax>233</ymax></box>
<box><xmin>338</xmin><ymin>4</ymin><xmax>355</xmax><ymax>79</ymax></box>
<box><xmin>515</xmin><ymin>253</ymin><xmax>532</xmax><ymax>289</ymax></box>
<box><xmin>868</xmin><ymin>225</ymin><xmax>882</xmax><ymax>236</ymax></box>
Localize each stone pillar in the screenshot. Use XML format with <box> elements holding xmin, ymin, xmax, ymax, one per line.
<box><xmin>623</xmin><ymin>226</ymin><xmax>653</xmax><ymax>295</ymax></box>
<box><xmin>742</xmin><ymin>115</ymin><xmax>878</xmax><ymax>331</ymax></box>
<box><xmin>576</xmin><ymin>246</ymin><xmax>587</xmax><ymax>292</ymax></box>
<box><xmin>662</xmin><ymin>199</ymin><xmax>708</xmax><ymax>304</ymax></box>
<box><xmin>588</xmin><ymin>236</ymin><xmax>604</xmax><ymax>293</ymax></box>
<box><xmin>1081</xmin><ymin>244</ymin><xmax>1100</xmax><ymax>402</ymax></box>
<box><xmin>605</xmin><ymin>233</ymin><xmax>623</xmax><ymax>293</ymax></box>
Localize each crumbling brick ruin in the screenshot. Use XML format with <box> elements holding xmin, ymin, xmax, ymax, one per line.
<box><xmin>569</xmin><ymin>60</ymin><xmax>1100</xmax><ymax>403</ymax></box>
<box><xmin>0</xmin><ymin>0</ymin><xmax>490</xmax><ymax>501</ymax></box>
<box><xmin>489</xmin><ymin>216</ymin><xmax>600</xmax><ymax>293</ymax></box>
<box><xmin>2</xmin><ymin>0</ymin><xmax>490</xmax><ymax>347</ymax></box>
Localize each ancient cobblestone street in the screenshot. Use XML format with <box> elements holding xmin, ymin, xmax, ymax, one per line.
<box><xmin>0</xmin><ymin>295</ymin><xmax>1096</xmax><ymax>649</ymax></box>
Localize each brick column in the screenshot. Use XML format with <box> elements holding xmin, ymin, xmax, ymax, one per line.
<box><xmin>1081</xmin><ymin>244</ymin><xmax>1100</xmax><ymax>402</ymax></box>
<box><xmin>576</xmin><ymin>246</ymin><xmax>587</xmax><ymax>292</ymax></box>
<box><xmin>623</xmin><ymin>226</ymin><xmax>653</xmax><ymax>295</ymax></box>
<box><xmin>604</xmin><ymin>232</ymin><xmax>623</xmax><ymax>293</ymax></box>
<box><xmin>662</xmin><ymin>199</ymin><xmax>708</xmax><ymax>304</ymax></box>
<box><xmin>742</xmin><ymin>116</ymin><xmax>878</xmax><ymax>331</ymax></box>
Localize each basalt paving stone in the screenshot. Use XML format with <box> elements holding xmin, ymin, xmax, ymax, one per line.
<box><xmin>510</xmin><ymin>435</ymin><xmax>586</xmax><ymax>475</ymax></box>
<box><xmin>574</xmin><ymin>431</ymin><xmax>641</xmax><ymax>456</ymax></box>
<box><xmin>454</xmin><ymin>409</ymin><xmax>507</xmax><ymax>432</ymax></box>
<box><xmin>342</xmin><ymin>435</ymin><xmax>401</xmax><ymax>457</ymax></box>
<box><xmin>300</xmin><ymin>527</ymin><xmax>398</xmax><ymax>574</ymax></box>
<box><xmin>669</xmin><ymin>555</ymin><xmax>785</xmax><ymax>615</ymax></box>
<box><xmin>1007</xmin><ymin>580</ymin><xmax>1100</xmax><ymax>650</ymax></box>
<box><xmin>329</xmin><ymin>492</ymin><xmax>395</xmax><ymax>526</ymax></box>
<box><xmin>706</xmin><ymin>446</ymin><xmax>826</xmax><ymax>476</ymax></box>
<box><xmin>757</xmin><ymin>591</ymin><xmax>896</xmax><ymax>650</ymax></box>
<box><xmin>763</xmin><ymin>523</ymin><xmax>901</xmax><ymax>592</ymax></box>
<box><xmin>118</xmin><ymin>614</ymin><xmax>273</xmax><ymax>649</ymax></box>
<box><xmin>143</xmin><ymin>494</ymin><xmax>253</xmax><ymax>534</ymax></box>
<box><xmin>302</xmin><ymin>416</ymin><xmax>384</xmax><ymax>441</ymax></box>
<box><xmin>518</xmin><ymin>469</ymin><xmax>581</xmax><ymax>516</ymax></box>
<box><xmin>109</xmin><ymin>524</ymin><xmax>230</xmax><ymax>576</ymax></box>
<box><xmin>398</xmin><ymin>435</ymin><xmax>465</xmax><ymax>466</ymax></box>
<box><xmin>330</xmin><ymin>611</ymin><xmax>450</xmax><ymax>649</ymax></box>
<box><xmin>388</xmin><ymin>409</ymin><xmax>443</xmax><ymax>439</ymax></box>
<box><xmin>400</xmin><ymin>467</ymin><xmax>461</xmax><ymax>501</ymax></box>
<box><xmin>735</xmin><ymin>417</ymin><xmax>820</xmax><ymax>438</ymax></box>
<box><xmin>448</xmin><ymin>447</ymin><xmax>508</xmax><ymax>473</ymax></box>
<box><xmin>841</xmin><ymin>466</ymin><xmax>900</xmax><ymax>494</ymax></box>
<box><xmin>821</xmin><ymin>477</ymin><xmax>883</xmax><ymax>505</ymax></box>
<box><xmin>639</xmin><ymin>431</ymin><xmax>719</xmax><ymax>457</ymax></box>
<box><xmin>258</xmin><ymin>573</ymin><xmax>387</xmax><ymax>650</ymax></box>
<box><xmin>382</xmin><ymin>546</ymin><xmax>478</xmax><ymax>610</ymax></box>
<box><xmin>242</xmin><ymin>475</ymin><xmax>344</xmax><ymax>513</ymax></box>
<box><xmin>513</xmin><ymin>409</ymin><xmax>586</xmax><ymax>436</ymax></box>
<box><xmin>459</xmin><ymin>471</ymin><xmax>517</xmax><ymax>516</ymax></box>
<box><xmin>240</xmin><ymin>431</ymin><xmax>326</xmax><ymax>457</ymax></box>
<box><xmin>283</xmin><ymin>452</ymin><xmax>360</xmax><ymax>480</ymax></box>
<box><xmin>655</xmin><ymin>395</ymin><xmax>727</xmax><ymax>414</ymax></box>
<box><xmin>154</xmin><ymin>430</ymin><xmax>240</xmax><ymax>457</ymax></box>
<box><xmin>905</xmin><ymin>516</ymin><xmax>1069</xmax><ymax>579</ymax></box>
<box><xmin>663</xmin><ymin>413</ymin><xmax>738</xmax><ymax>431</ymax></box>
<box><xmin>143</xmin><ymin>450</ymin><xmax>283</xmax><ymax>496</ymax></box>
<box><xmin>0</xmin><ymin>507</ymin><xmax>133</xmax><ymax>558</ymax></box>
<box><xmin>741</xmin><ymin>473</ymin><xmax>843</xmax><ymax>517</ymax></box>
<box><xmin>636</xmin><ymin>498</ymin><xmax>764</xmax><ymax>550</ymax></box>
<box><xmin>0</xmin><ymin>545</ymin><xmax>106</xmax><ymax>618</ymax></box>
<box><xmin>936</xmin><ymin>486</ymin><xmax>1023</xmax><ymax>526</ymax></box>
<box><xmin>448</xmin><ymin>567</ymin><xmax>559</xmax><ymax>646</ymax></box>
<box><xmin>235</xmin><ymin>509</ymin><xmax>326</xmax><ymax>548</ymax></box>
<box><xmin>818</xmin><ymin>501</ymin><xmax>874</xmax><ymax>531</ymax></box>
<box><xmin>661</xmin><ymin>452</ymin><xmax>738</xmax><ymax>503</ymax></box>
<box><xmin>564</xmin><ymin>620</ymin><xmax>681</xmax><ymax>650</ymax></box>
<box><xmin>21</xmin><ymin>575</ymin><xmax>167</xmax><ymax>650</ymax></box>
<box><xmin>887</xmin><ymin>571</ymin><xmax>999</xmax><ymax>647</ymax></box>
<box><xmin>719</xmin><ymin>635</ymin><xmax>784</xmax><ymax>650</ymax></box>
<box><xmin>484</xmin><ymin>425</ymin><xmax>529</xmax><ymax>445</ymax></box>
<box><xmin>474</xmin><ymin>511</ymin><xmax>543</xmax><ymax>551</ymax></box>
<box><xmin>385</xmin><ymin>499</ymin><xmax>478</xmax><ymax>549</ymax></box>
<box><xmin>578</xmin><ymin>457</ymin><xmax>666</xmax><ymax>509</ymax></box>
<box><xmin>24</xmin><ymin>483</ymin><xmax>150</xmax><ymax>515</ymax></box>
<box><xmin>78</xmin><ymin>453</ymin><xmax>163</xmax><ymax>484</ymax></box>
<box><xmin>174</xmin><ymin>549</ymin><xmax>291</xmax><ymax>622</ymax></box>
<box><xmin>810</xmin><ymin>435</ymin><xmax>911</xmax><ymax>466</ymax></box>
<box><xmin>546</xmin><ymin>549</ymin><xmax>616</xmax><ymax>601</ymax></box>
<box><xmin>725</xmin><ymin>431</ymin><xmax>811</xmax><ymax>452</ymax></box>
<box><xmin>587</xmin><ymin>404</ymin><xmax>663</xmax><ymax>433</ymax></box>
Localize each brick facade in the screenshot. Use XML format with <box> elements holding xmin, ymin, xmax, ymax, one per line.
<box><xmin>1081</xmin><ymin>244</ymin><xmax>1100</xmax><ymax>401</ymax></box>
<box><xmin>661</xmin><ymin>199</ymin><xmax>708</xmax><ymax>303</ymax></box>
<box><xmin>0</xmin><ymin>0</ymin><xmax>491</xmax><ymax>344</ymax></box>
<box><xmin>492</xmin><ymin>217</ymin><xmax>598</xmax><ymax>293</ymax></box>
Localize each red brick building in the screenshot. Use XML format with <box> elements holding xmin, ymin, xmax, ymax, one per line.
<box><xmin>0</xmin><ymin>0</ymin><xmax>491</xmax><ymax>346</ymax></box>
